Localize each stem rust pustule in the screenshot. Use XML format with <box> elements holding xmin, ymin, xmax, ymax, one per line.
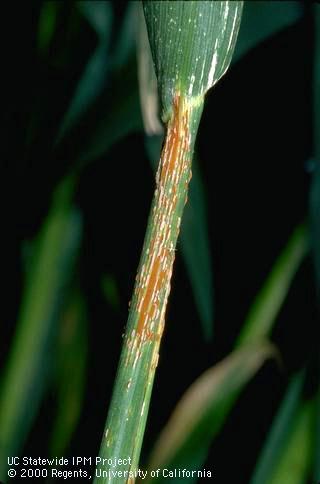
<box><xmin>134</xmin><ymin>94</ymin><xmax>191</xmax><ymax>339</ymax></box>
<box><xmin>95</xmin><ymin>93</ymin><xmax>203</xmax><ymax>483</ymax></box>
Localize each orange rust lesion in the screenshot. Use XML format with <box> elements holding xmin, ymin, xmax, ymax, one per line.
<box><xmin>159</xmin><ymin>94</ymin><xmax>191</xmax><ymax>184</ymax></box>
<box><xmin>134</xmin><ymin>93</ymin><xmax>192</xmax><ymax>341</ymax></box>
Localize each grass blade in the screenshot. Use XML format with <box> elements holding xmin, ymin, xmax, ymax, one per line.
<box><xmin>310</xmin><ymin>5</ymin><xmax>320</xmax><ymax>480</ymax></box>
<box><xmin>137</xmin><ymin>3</ymin><xmax>163</xmax><ymax>136</ymax></box>
<box><xmin>268</xmin><ymin>401</ymin><xmax>314</xmax><ymax>484</ymax></box>
<box><xmin>233</xmin><ymin>1</ymin><xmax>303</xmax><ymax>63</ymax></box>
<box><xmin>38</xmin><ymin>1</ymin><xmax>59</xmax><ymax>54</ymax></box>
<box><xmin>0</xmin><ymin>176</ymin><xmax>81</xmax><ymax>479</ymax></box>
<box><xmin>309</xmin><ymin>4</ymin><xmax>320</xmax><ymax>289</ymax></box>
<box><xmin>146</xmin><ymin>342</ymin><xmax>274</xmax><ymax>483</ymax></box>
<box><xmin>236</xmin><ymin>224</ymin><xmax>308</xmax><ymax>346</ymax></box>
<box><xmin>180</xmin><ymin>157</ymin><xmax>213</xmax><ymax>340</ymax></box>
<box><xmin>49</xmin><ymin>290</ymin><xmax>88</xmax><ymax>457</ymax></box>
<box><xmin>77</xmin><ymin>65</ymin><xmax>142</xmax><ymax>165</ymax></box>
<box><xmin>111</xmin><ymin>1</ymin><xmax>137</xmax><ymax>71</ymax></box>
<box><xmin>143</xmin><ymin>1</ymin><xmax>243</xmax><ymax>122</ymax></box>
<box><xmin>57</xmin><ymin>1</ymin><xmax>113</xmax><ymax>140</ymax></box>
<box><xmin>250</xmin><ymin>371</ymin><xmax>305</xmax><ymax>484</ymax></box>
<box><xmin>146</xmin><ymin>224</ymin><xmax>307</xmax><ymax>479</ymax></box>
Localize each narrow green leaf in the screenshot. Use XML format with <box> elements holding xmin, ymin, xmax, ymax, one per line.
<box><xmin>180</xmin><ymin>159</ymin><xmax>213</xmax><ymax>340</ymax></box>
<box><xmin>146</xmin><ymin>342</ymin><xmax>274</xmax><ymax>483</ymax></box>
<box><xmin>78</xmin><ymin>65</ymin><xmax>142</xmax><ymax>165</ymax></box>
<box><xmin>236</xmin><ymin>225</ymin><xmax>308</xmax><ymax>346</ymax></box>
<box><xmin>250</xmin><ymin>371</ymin><xmax>305</xmax><ymax>484</ymax></box>
<box><xmin>145</xmin><ymin>136</ymin><xmax>214</xmax><ymax>340</ymax></box>
<box><xmin>38</xmin><ymin>1</ymin><xmax>59</xmax><ymax>54</ymax></box>
<box><xmin>143</xmin><ymin>1</ymin><xmax>243</xmax><ymax>121</ymax></box>
<box><xmin>310</xmin><ymin>166</ymin><xmax>320</xmax><ymax>289</ymax></box>
<box><xmin>233</xmin><ymin>1</ymin><xmax>303</xmax><ymax>63</ymax></box>
<box><xmin>79</xmin><ymin>0</ymin><xmax>111</xmax><ymax>39</ymax></box>
<box><xmin>57</xmin><ymin>1</ymin><xmax>113</xmax><ymax>139</ymax></box>
<box><xmin>310</xmin><ymin>5</ymin><xmax>320</xmax><ymax>481</ymax></box>
<box><xmin>137</xmin><ymin>3</ymin><xmax>163</xmax><ymax>136</ymax></box>
<box><xmin>0</xmin><ymin>176</ymin><xmax>81</xmax><ymax>480</ymax></box>
<box><xmin>310</xmin><ymin>5</ymin><xmax>320</xmax><ymax>292</ymax></box>
<box><xmin>268</xmin><ymin>401</ymin><xmax>314</xmax><ymax>484</ymax></box>
<box><xmin>49</xmin><ymin>290</ymin><xmax>88</xmax><ymax>457</ymax></box>
<box><xmin>111</xmin><ymin>1</ymin><xmax>138</xmax><ymax>71</ymax></box>
<box><xmin>56</xmin><ymin>3</ymin><xmax>140</xmax><ymax>167</ymax></box>
<box><xmin>313</xmin><ymin>387</ymin><xmax>320</xmax><ymax>481</ymax></box>
<box><xmin>146</xmin><ymin>225</ymin><xmax>307</xmax><ymax>480</ymax></box>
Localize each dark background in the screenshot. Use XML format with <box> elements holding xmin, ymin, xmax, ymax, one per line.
<box><xmin>1</xmin><ymin>2</ymin><xmax>318</xmax><ymax>483</ymax></box>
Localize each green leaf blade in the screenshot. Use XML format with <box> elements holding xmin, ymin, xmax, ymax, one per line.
<box><xmin>180</xmin><ymin>158</ymin><xmax>214</xmax><ymax>340</ymax></box>
<box><xmin>269</xmin><ymin>401</ymin><xmax>314</xmax><ymax>484</ymax></box>
<box><xmin>146</xmin><ymin>342</ymin><xmax>274</xmax><ymax>483</ymax></box>
<box><xmin>49</xmin><ymin>291</ymin><xmax>88</xmax><ymax>457</ymax></box>
<box><xmin>233</xmin><ymin>1</ymin><xmax>303</xmax><ymax>63</ymax></box>
<box><xmin>310</xmin><ymin>6</ymin><xmax>320</xmax><ymax>481</ymax></box>
<box><xmin>57</xmin><ymin>1</ymin><xmax>113</xmax><ymax>140</ymax></box>
<box><xmin>236</xmin><ymin>225</ymin><xmax>308</xmax><ymax>347</ymax></box>
<box><xmin>0</xmin><ymin>177</ymin><xmax>81</xmax><ymax>479</ymax></box>
<box><xmin>250</xmin><ymin>371</ymin><xmax>305</xmax><ymax>484</ymax></box>
<box><xmin>143</xmin><ymin>1</ymin><xmax>243</xmax><ymax>120</ymax></box>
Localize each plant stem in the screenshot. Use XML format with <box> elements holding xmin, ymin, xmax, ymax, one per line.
<box><xmin>94</xmin><ymin>94</ymin><xmax>203</xmax><ymax>483</ymax></box>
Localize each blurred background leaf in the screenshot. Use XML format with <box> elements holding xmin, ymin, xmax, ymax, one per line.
<box><xmin>236</xmin><ymin>225</ymin><xmax>308</xmax><ymax>346</ymax></box>
<box><xmin>309</xmin><ymin>4</ymin><xmax>320</xmax><ymax>482</ymax></box>
<box><xmin>146</xmin><ymin>342</ymin><xmax>274</xmax><ymax>484</ymax></box>
<box><xmin>233</xmin><ymin>1</ymin><xmax>303</xmax><ymax>62</ymax></box>
<box><xmin>145</xmin><ymin>224</ymin><xmax>306</xmax><ymax>482</ymax></box>
<box><xmin>38</xmin><ymin>1</ymin><xmax>59</xmax><ymax>54</ymax></box>
<box><xmin>267</xmin><ymin>400</ymin><xmax>315</xmax><ymax>484</ymax></box>
<box><xmin>49</xmin><ymin>288</ymin><xmax>88</xmax><ymax>457</ymax></box>
<box><xmin>250</xmin><ymin>370</ymin><xmax>306</xmax><ymax>484</ymax></box>
<box><xmin>57</xmin><ymin>1</ymin><xmax>113</xmax><ymax>140</ymax></box>
<box><xmin>0</xmin><ymin>177</ymin><xmax>81</xmax><ymax>479</ymax></box>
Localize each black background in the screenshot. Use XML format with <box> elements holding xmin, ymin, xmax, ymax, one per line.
<box><xmin>1</xmin><ymin>2</ymin><xmax>318</xmax><ymax>483</ymax></box>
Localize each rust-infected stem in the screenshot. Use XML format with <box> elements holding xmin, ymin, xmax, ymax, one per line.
<box><xmin>94</xmin><ymin>94</ymin><xmax>204</xmax><ymax>483</ymax></box>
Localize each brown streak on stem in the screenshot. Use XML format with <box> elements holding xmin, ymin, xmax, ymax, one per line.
<box><xmin>134</xmin><ymin>94</ymin><xmax>191</xmax><ymax>339</ymax></box>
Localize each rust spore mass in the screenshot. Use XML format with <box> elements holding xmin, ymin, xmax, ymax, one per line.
<box><xmin>133</xmin><ymin>94</ymin><xmax>192</xmax><ymax>343</ymax></box>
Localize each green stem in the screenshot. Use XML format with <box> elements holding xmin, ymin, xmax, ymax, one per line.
<box><xmin>94</xmin><ymin>94</ymin><xmax>203</xmax><ymax>483</ymax></box>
